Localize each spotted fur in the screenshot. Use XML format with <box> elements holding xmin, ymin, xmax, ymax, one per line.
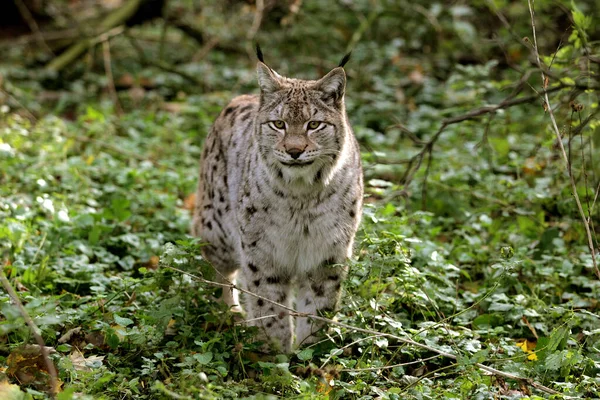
<box><xmin>192</xmin><ymin>58</ymin><xmax>363</xmax><ymax>352</ymax></box>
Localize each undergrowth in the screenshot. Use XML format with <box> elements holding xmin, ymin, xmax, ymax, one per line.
<box><xmin>1</xmin><ymin>0</ymin><xmax>599</xmax><ymax>398</ymax></box>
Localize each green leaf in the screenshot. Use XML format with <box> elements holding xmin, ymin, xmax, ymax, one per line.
<box><xmin>105</xmin><ymin>330</ymin><xmax>120</xmax><ymax>349</ymax></box>
<box><xmin>544</xmin><ymin>351</ymin><xmax>563</xmax><ymax>371</ymax></box>
<box><xmin>472</xmin><ymin>314</ymin><xmax>500</xmax><ymax>329</ymax></box>
<box><xmin>88</xmin><ymin>224</ymin><xmax>102</xmax><ymax>245</ymax></box>
<box><xmin>297</xmin><ymin>348</ymin><xmax>314</xmax><ymax>361</ymax></box>
<box><xmin>547</xmin><ymin>326</ymin><xmax>569</xmax><ymax>353</ymax></box>
<box><xmin>374</xmin><ymin>337</ymin><xmax>388</xmax><ymax>348</ymax></box>
<box><xmin>193</xmin><ymin>352</ymin><xmax>213</xmax><ymax>365</ymax></box>
<box><xmin>111</xmin><ymin>198</ymin><xmax>132</xmax><ymax>222</ymax></box>
<box><xmin>114</xmin><ymin>314</ymin><xmax>134</xmax><ymax>327</ymax></box>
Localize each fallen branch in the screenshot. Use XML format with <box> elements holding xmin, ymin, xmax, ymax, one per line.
<box><xmin>165</xmin><ymin>265</ymin><xmax>571</xmax><ymax>398</ymax></box>
<box><xmin>527</xmin><ymin>0</ymin><xmax>599</xmax><ymax>279</ymax></box>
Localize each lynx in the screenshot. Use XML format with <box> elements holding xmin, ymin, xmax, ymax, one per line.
<box><xmin>192</xmin><ymin>48</ymin><xmax>363</xmax><ymax>352</ymax></box>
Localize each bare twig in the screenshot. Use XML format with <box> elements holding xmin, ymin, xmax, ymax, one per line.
<box><xmin>14</xmin><ymin>0</ymin><xmax>54</xmax><ymax>55</ymax></box>
<box><xmin>127</xmin><ymin>34</ymin><xmax>205</xmax><ymax>88</ymax></box>
<box><xmin>165</xmin><ymin>265</ymin><xmax>569</xmax><ymax>397</ymax></box>
<box><xmin>0</xmin><ymin>88</ymin><xmax>38</xmax><ymax>122</ymax></box>
<box><xmin>590</xmin><ymin>181</ymin><xmax>600</xmax><ymax>223</ymax></box>
<box><xmin>420</xmin><ymin>150</ymin><xmax>433</xmax><ymax>209</ymax></box>
<box><xmin>101</xmin><ymin>39</ymin><xmax>124</xmax><ymax>116</ymax></box>
<box><xmin>320</xmin><ymin>335</ymin><xmax>381</xmax><ymax>369</ymax></box>
<box><xmin>341</xmin><ymin>354</ymin><xmax>442</xmax><ymax>372</ymax></box>
<box><xmin>0</xmin><ymin>29</ymin><xmax>80</xmax><ymax>47</ymax></box>
<box><xmin>247</xmin><ymin>0</ymin><xmax>265</xmax><ymax>41</ymax></box>
<box><xmin>46</xmin><ymin>0</ymin><xmax>142</xmax><ymax>71</ymax></box>
<box><xmin>192</xmin><ymin>37</ymin><xmax>220</xmax><ymax>63</ymax></box>
<box><xmin>237</xmin><ymin>314</ymin><xmax>277</xmax><ymax>325</ymax></box>
<box><xmin>527</xmin><ymin>0</ymin><xmax>599</xmax><ymax>279</ymax></box>
<box><xmin>396</xmin><ymin>79</ymin><xmax>596</xmax><ymax>196</ymax></box>
<box><xmin>0</xmin><ymin>267</ymin><xmax>58</xmax><ymax>396</ymax></box>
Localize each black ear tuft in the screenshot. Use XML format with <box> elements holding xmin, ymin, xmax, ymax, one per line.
<box><xmin>256</xmin><ymin>43</ymin><xmax>264</xmax><ymax>63</ymax></box>
<box><xmin>338</xmin><ymin>51</ymin><xmax>352</xmax><ymax>68</ymax></box>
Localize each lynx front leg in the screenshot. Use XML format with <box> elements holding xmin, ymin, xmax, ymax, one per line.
<box><xmin>295</xmin><ymin>262</ymin><xmax>348</xmax><ymax>347</ymax></box>
<box><xmin>240</xmin><ymin>261</ymin><xmax>294</xmax><ymax>353</ymax></box>
<box><xmin>200</xmin><ymin>245</ymin><xmax>241</xmax><ymax>312</ymax></box>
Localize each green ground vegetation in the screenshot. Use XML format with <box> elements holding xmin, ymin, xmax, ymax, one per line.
<box><xmin>0</xmin><ymin>0</ymin><xmax>599</xmax><ymax>398</ymax></box>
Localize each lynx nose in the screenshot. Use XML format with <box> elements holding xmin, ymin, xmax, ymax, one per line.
<box><xmin>286</xmin><ymin>148</ymin><xmax>304</xmax><ymax>159</ymax></box>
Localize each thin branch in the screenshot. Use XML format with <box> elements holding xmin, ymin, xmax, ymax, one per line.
<box><xmin>320</xmin><ymin>335</ymin><xmax>381</xmax><ymax>369</ymax></box>
<box><xmin>527</xmin><ymin>0</ymin><xmax>599</xmax><ymax>279</ymax></box>
<box><xmin>0</xmin><ymin>267</ymin><xmax>58</xmax><ymax>396</ymax></box>
<box><xmin>341</xmin><ymin>354</ymin><xmax>442</xmax><ymax>372</ymax></box>
<box><xmin>590</xmin><ymin>180</ymin><xmax>600</xmax><ymax>223</ymax></box>
<box><xmin>237</xmin><ymin>314</ymin><xmax>277</xmax><ymax>325</ymax></box>
<box><xmin>396</xmin><ymin>80</ymin><xmax>596</xmax><ymax>195</ymax></box>
<box><xmin>0</xmin><ymin>29</ymin><xmax>80</xmax><ymax>47</ymax></box>
<box><xmin>247</xmin><ymin>0</ymin><xmax>265</xmax><ymax>41</ymax></box>
<box><xmin>0</xmin><ymin>88</ymin><xmax>38</xmax><ymax>122</ymax></box>
<box><xmin>420</xmin><ymin>150</ymin><xmax>433</xmax><ymax>209</ymax></box>
<box><xmin>14</xmin><ymin>0</ymin><xmax>54</xmax><ymax>55</ymax></box>
<box><xmin>126</xmin><ymin>34</ymin><xmax>205</xmax><ymax>88</ymax></box>
<box><xmin>101</xmin><ymin>39</ymin><xmax>124</xmax><ymax>116</ymax></box>
<box><xmin>165</xmin><ymin>265</ymin><xmax>569</xmax><ymax>397</ymax></box>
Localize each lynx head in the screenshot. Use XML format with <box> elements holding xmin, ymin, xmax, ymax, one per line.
<box><xmin>255</xmin><ymin>47</ymin><xmax>352</xmax><ymax>184</ymax></box>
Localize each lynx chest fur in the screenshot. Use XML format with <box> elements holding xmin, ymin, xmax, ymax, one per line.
<box><xmin>192</xmin><ymin>53</ymin><xmax>363</xmax><ymax>352</ymax></box>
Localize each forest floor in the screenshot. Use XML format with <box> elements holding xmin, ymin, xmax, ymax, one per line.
<box><xmin>0</xmin><ymin>1</ymin><xmax>599</xmax><ymax>399</ymax></box>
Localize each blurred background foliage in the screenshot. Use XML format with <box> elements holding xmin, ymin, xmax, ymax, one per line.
<box><xmin>1</xmin><ymin>0</ymin><xmax>599</xmax><ymax>398</ymax></box>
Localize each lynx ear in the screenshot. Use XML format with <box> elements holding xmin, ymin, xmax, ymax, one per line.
<box><xmin>315</xmin><ymin>67</ymin><xmax>346</xmax><ymax>106</ymax></box>
<box><xmin>257</xmin><ymin>62</ymin><xmax>282</xmax><ymax>94</ymax></box>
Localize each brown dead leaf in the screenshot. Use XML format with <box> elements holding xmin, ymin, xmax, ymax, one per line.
<box><xmin>316</xmin><ymin>372</ymin><xmax>334</xmax><ymax>395</ymax></box>
<box><xmin>146</xmin><ymin>256</ymin><xmax>160</xmax><ymax>270</ymax></box>
<box><xmin>128</xmin><ymin>87</ymin><xmax>146</xmax><ymax>106</ymax></box>
<box><xmin>58</xmin><ymin>327</ymin><xmax>82</xmax><ymax>344</ymax></box>
<box><xmin>165</xmin><ymin>318</ymin><xmax>177</xmax><ymax>336</ymax></box>
<box><xmin>518</xmin><ymin>379</ymin><xmax>532</xmax><ymax>395</ymax></box>
<box><xmin>84</xmin><ymin>331</ymin><xmax>106</xmax><ymax>348</ymax></box>
<box><xmin>184</xmin><ymin>193</ymin><xmax>196</xmax><ymax>211</ymax></box>
<box><xmin>161</xmin><ymin>102</ymin><xmax>186</xmax><ymax>114</ymax></box>
<box><xmin>409</xmin><ymin>65</ymin><xmax>425</xmax><ymax>85</ymax></box>
<box><xmin>6</xmin><ymin>345</ymin><xmax>61</xmax><ymax>393</ymax></box>
<box><xmin>570</xmin><ymin>100</ymin><xmax>584</xmax><ymax>112</ymax></box>
<box><xmin>69</xmin><ymin>349</ymin><xmax>105</xmax><ymax>371</ymax></box>
<box><xmin>523</xmin><ymin>157</ymin><xmax>545</xmax><ymax>176</ymax></box>
<box><xmin>116</xmin><ymin>73</ymin><xmax>134</xmax><ymax>87</ymax></box>
<box><xmin>563</xmin><ymin>227</ymin><xmax>580</xmax><ymax>243</ymax></box>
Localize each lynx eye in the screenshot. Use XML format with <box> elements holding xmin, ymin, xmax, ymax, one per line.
<box><xmin>271</xmin><ymin>120</ymin><xmax>286</xmax><ymax>129</ymax></box>
<box><xmin>307</xmin><ymin>121</ymin><xmax>321</xmax><ymax>130</ymax></box>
